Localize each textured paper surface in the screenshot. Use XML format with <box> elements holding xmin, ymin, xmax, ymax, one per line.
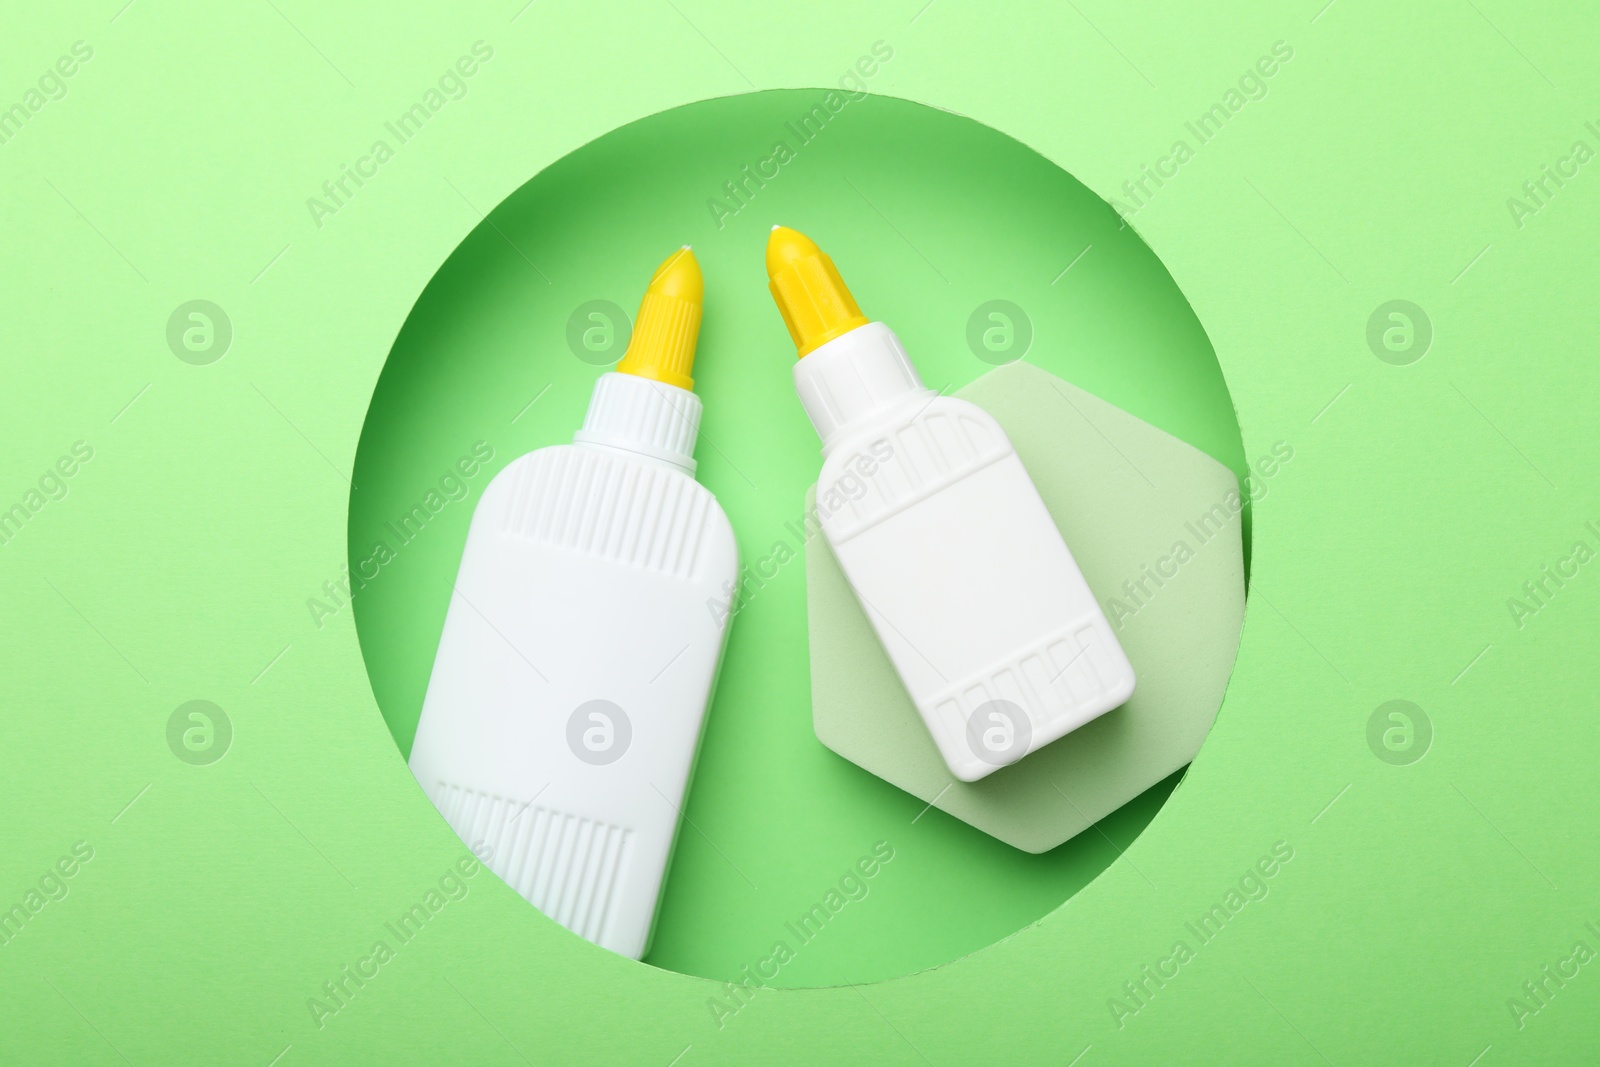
<box><xmin>4</xmin><ymin>4</ymin><xmax>1596</xmax><ymax>1063</ymax></box>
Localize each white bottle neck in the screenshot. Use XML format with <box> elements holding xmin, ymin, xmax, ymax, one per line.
<box><xmin>573</xmin><ymin>371</ymin><xmax>700</xmax><ymax>474</ymax></box>
<box><xmin>793</xmin><ymin>322</ymin><xmax>931</xmax><ymax>455</ymax></box>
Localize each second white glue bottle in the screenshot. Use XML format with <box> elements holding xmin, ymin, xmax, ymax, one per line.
<box><xmin>765</xmin><ymin>226</ymin><xmax>1135</xmax><ymax>782</ymax></box>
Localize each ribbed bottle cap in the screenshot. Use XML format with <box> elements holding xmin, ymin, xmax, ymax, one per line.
<box><xmin>614</xmin><ymin>247</ymin><xmax>702</xmax><ymax>390</ymax></box>
<box><xmin>766</xmin><ymin>226</ymin><xmax>869</xmax><ymax>357</ymax></box>
<box><xmin>576</xmin><ymin>372</ymin><xmax>701</xmax><ymax>472</ymax></box>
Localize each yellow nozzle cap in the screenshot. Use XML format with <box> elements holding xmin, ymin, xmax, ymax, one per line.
<box><xmin>615</xmin><ymin>246</ymin><xmax>702</xmax><ymax>390</ymax></box>
<box><xmin>766</xmin><ymin>226</ymin><xmax>869</xmax><ymax>357</ymax></box>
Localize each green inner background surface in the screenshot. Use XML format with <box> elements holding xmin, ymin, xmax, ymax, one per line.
<box><xmin>351</xmin><ymin>92</ymin><xmax>1243</xmax><ymax>987</ymax></box>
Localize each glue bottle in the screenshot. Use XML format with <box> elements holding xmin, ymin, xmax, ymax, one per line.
<box><xmin>409</xmin><ymin>247</ymin><xmax>738</xmax><ymax>958</ymax></box>
<box><xmin>765</xmin><ymin>226</ymin><xmax>1134</xmax><ymax>781</ymax></box>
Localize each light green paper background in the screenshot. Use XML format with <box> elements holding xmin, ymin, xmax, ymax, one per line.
<box><xmin>2</xmin><ymin>2</ymin><xmax>1598</xmax><ymax>1065</ymax></box>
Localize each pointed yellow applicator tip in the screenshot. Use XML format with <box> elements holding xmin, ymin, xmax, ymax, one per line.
<box><xmin>766</xmin><ymin>225</ymin><xmax>819</xmax><ymax>276</ymax></box>
<box><xmin>615</xmin><ymin>246</ymin><xmax>702</xmax><ymax>391</ymax></box>
<box><xmin>766</xmin><ymin>226</ymin><xmax>868</xmax><ymax>357</ymax></box>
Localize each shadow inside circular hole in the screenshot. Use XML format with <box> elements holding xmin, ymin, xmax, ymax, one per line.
<box><xmin>351</xmin><ymin>90</ymin><xmax>1245</xmax><ymax>987</ymax></box>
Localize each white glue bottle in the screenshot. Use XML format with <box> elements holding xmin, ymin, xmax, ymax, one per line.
<box><xmin>409</xmin><ymin>247</ymin><xmax>738</xmax><ymax>958</ymax></box>
<box><xmin>765</xmin><ymin>226</ymin><xmax>1135</xmax><ymax>782</ymax></box>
